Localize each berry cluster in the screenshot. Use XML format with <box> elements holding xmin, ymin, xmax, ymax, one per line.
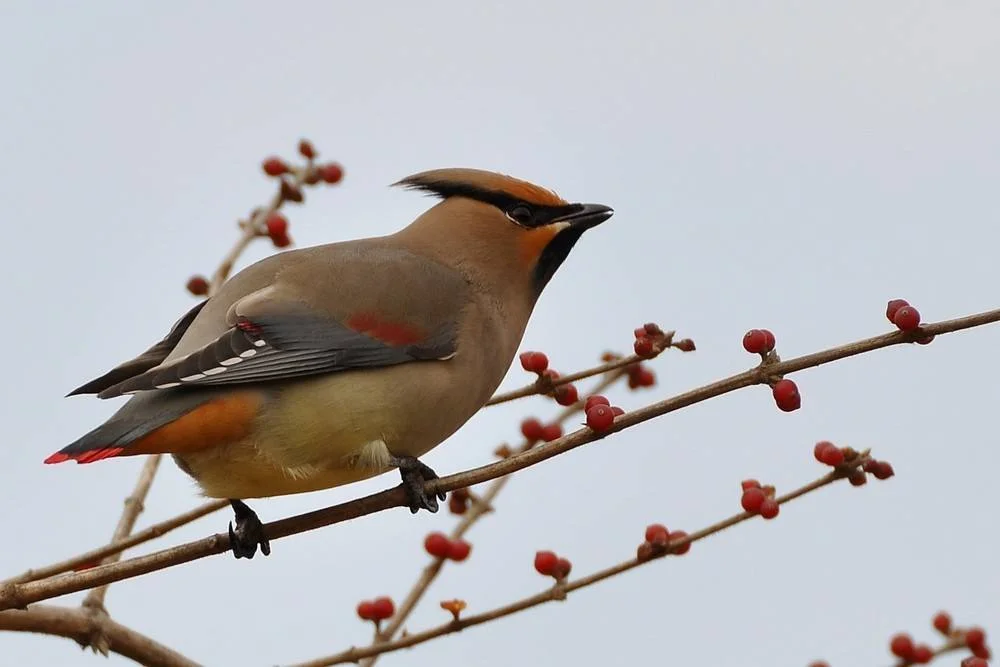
<box><xmin>186</xmin><ymin>140</ymin><xmax>344</xmax><ymax>296</ymax></box>
<box><xmin>356</xmin><ymin>596</ymin><xmax>395</xmax><ymax>623</ymax></box>
<box><xmin>635</xmin><ymin>523</ymin><xmax>690</xmax><ymax>561</ymax></box>
<box><xmin>632</xmin><ymin>322</ymin><xmax>695</xmax><ymax>358</ymax></box>
<box><xmin>739</xmin><ymin>479</ymin><xmax>780</xmax><ymax>519</ymax></box>
<box><xmin>518</xmin><ymin>351</ymin><xmax>580</xmax><ymax>406</ymax></box>
<box><xmin>888</xmin><ymin>612</ymin><xmax>990</xmax><ymax>665</ymax></box>
<box><xmin>520</xmin><ymin>418</ymin><xmax>563</xmax><ymax>444</ymax></box>
<box><xmin>886</xmin><ymin>298</ymin><xmax>934</xmax><ymax>343</ymax></box>
<box><xmin>741</xmin><ymin>328</ymin><xmax>801</xmax><ymax>412</ymax></box>
<box><xmin>584</xmin><ymin>395</ymin><xmax>625</xmax><ymax>433</ymax></box>
<box><xmin>534</xmin><ymin>550</ymin><xmax>573</xmax><ymax>580</ymax></box>
<box><xmin>424</xmin><ymin>532</ymin><xmax>472</xmax><ymax>562</ymax></box>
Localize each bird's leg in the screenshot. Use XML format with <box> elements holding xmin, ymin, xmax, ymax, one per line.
<box><xmin>228</xmin><ymin>499</ymin><xmax>271</xmax><ymax>559</ymax></box>
<box><xmin>390</xmin><ymin>455</ymin><xmax>447</xmax><ymax>514</ymax></box>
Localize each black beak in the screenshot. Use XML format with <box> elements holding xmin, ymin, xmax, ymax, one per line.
<box><xmin>554</xmin><ymin>203</ymin><xmax>614</xmax><ymax>230</ymax></box>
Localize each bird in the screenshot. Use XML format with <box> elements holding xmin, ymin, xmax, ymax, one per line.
<box><xmin>47</xmin><ymin>168</ymin><xmax>614</xmax><ymax>559</ymax></box>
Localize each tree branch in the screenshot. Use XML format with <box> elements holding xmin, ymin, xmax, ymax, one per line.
<box><xmin>0</xmin><ymin>604</ymin><xmax>199</xmax><ymax>667</ymax></box>
<box><xmin>2</xmin><ymin>307</ymin><xmax>996</xmax><ymax>612</ymax></box>
<box><xmin>290</xmin><ymin>462</ymin><xmax>864</xmax><ymax>666</ymax></box>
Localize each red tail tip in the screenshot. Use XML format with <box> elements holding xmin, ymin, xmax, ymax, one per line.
<box><xmin>44</xmin><ymin>448</ymin><xmax>124</xmax><ymax>465</ymax></box>
<box><xmin>44</xmin><ymin>452</ymin><xmax>71</xmax><ymax>464</ymax></box>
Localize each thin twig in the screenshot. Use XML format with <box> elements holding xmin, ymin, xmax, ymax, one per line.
<box><xmin>2</xmin><ymin>307</ymin><xmax>996</xmax><ymax>611</ymax></box>
<box><xmin>289</xmin><ymin>464</ymin><xmax>862</xmax><ymax>666</ymax></box>
<box><xmin>0</xmin><ymin>603</ymin><xmax>199</xmax><ymax>667</ymax></box>
<box><xmin>486</xmin><ymin>353</ymin><xmax>642</xmax><ymax>405</ymax></box>
<box><xmin>3</xmin><ymin>500</ymin><xmax>227</xmax><ymax>587</ymax></box>
<box><xmin>81</xmin><ymin>456</ymin><xmax>161</xmax><ymax>612</ymax></box>
<box><xmin>361</xmin><ymin>370</ymin><xmax>628</xmax><ymax>666</ymax></box>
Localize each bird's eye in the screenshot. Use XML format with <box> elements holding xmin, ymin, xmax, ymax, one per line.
<box><xmin>506</xmin><ymin>205</ymin><xmax>534</xmax><ymax>226</ymax></box>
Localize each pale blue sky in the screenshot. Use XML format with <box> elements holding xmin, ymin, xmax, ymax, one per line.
<box><xmin>1</xmin><ymin>2</ymin><xmax>998</xmax><ymax>666</ymax></box>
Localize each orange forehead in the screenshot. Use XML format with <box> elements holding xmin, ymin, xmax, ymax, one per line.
<box><xmin>480</xmin><ymin>173</ymin><xmax>568</xmax><ymax>207</ymax></box>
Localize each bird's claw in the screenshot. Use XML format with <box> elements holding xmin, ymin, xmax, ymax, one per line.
<box><xmin>228</xmin><ymin>499</ymin><xmax>271</xmax><ymax>559</ymax></box>
<box><xmin>393</xmin><ymin>456</ymin><xmax>446</xmax><ymax>514</ymax></box>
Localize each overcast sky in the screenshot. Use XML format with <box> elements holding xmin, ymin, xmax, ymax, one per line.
<box><xmin>2</xmin><ymin>2</ymin><xmax>998</xmax><ymax>666</ymax></box>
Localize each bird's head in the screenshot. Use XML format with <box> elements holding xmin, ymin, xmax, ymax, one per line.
<box><xmin>394</xmin><ymin>168</ymin><xmax>613</xmax><ymax>296</ymax></box>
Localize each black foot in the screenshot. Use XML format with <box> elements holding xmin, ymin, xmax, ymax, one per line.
<box><xmin>228</xmin><ymin>499</ymin><xmax>271</xmax><ymax>559</ymax></box>
<box><xmin>392</xmin><ymin>456</ymin><xmax>447</xmax><ymax>514</ymax></box>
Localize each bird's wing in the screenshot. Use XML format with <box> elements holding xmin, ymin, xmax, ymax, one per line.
<box><xmin>92</xmin><ymin>245</ymin><xmax>470</xmax><ymax>399</ymax></box>
<box><xmin>67</xmin><ymin>300</ymin><xmax>209</xmax><ymax>396</ymax></box>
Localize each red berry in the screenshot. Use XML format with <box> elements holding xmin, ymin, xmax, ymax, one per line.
<box><xmin>759</xmin><ymin>497</ymin><xmax>780</xmax><ymax>519</ymax></box>
<box><xmin>424</xmin><ymin>532</ymin><xmax>450</xmax><ymax>558</ymax></box>
<box><xmin>814</xmin><ymin>441</ymin><xmax>845</xmax><ymax>467</ymax></box>
<box><xmin>448</xmin><ymin>494</ymin><xmax>468</xmax><ymax>515</ymax></box>
<box><xmin>520</xmin><ymin>418</ymin><xmax>544</xmax><ymax>441</ymax></box>
<box><xmin>741</xmin><ymin>478</ymin><xmax>761</xmax><ymax>491</ymax></box>
<box><xmin>772</xmin><ymin>379</ymin><xmax>801</xmax><ymax>412</ymax></box>
<box><xmin>742</xmin><ymin>329</ymin><xmax>773</xmax><ymax>354</ymax></box>
<box><xmin>893</xmin><ymin>306</ymin><xmax>921</xmax><ymax>331</ymax></box>
<box><xmin>629</xmin><ymin>367</ymin><xmax>656</xmax><ymax>388</ymax></box>
<box><xmin>872</xmin><ymin>461</ymin><xmax>895</xmax><ymax>480</ymax></box>
<box><xmin>890</xmin><ymin>633</ymin><xmax>915</xmax><ymax>659</ymax></box>
<box><xmin>372</xmin><ymin>596</ymin><xmax>395</xmax><ymax>620</ymax></box>
<box><xmin>966</xmin><ymin>627</ymin><xmax>987</xmax><ymax>649</ymax></box>
<box><xmin>674</xmin><ymin>338</ymin><xmax>696</xmax><ymax>352</ymax></box>
<box><xmin>886</xmin><ymin>298</ymin><xmax>910</xmax><ymax>323</ymax></box>
<box><xmin>962</xmin><ymin>658</ymin><xmax>989</xmax><ymax>667</ymax></box>
<box><xmin>636</xmin><ymin>541</ymin><xmax>655</xmax><ymax>562</ymax></box>
<box><xmin>447</xmin><ymin>539</ymin><xmax>471</xmax><ymax>562</ymax></box>
<box><xmin>741</xmin><ymin>487</ymin><xmax>766</xmax><ymax>513</ymax></box>
<box><xmin>915</xmin><ymin>333</ymin><xmax>935</xmax><ymax>345</ymax></box>
<box><xmin>540</xmin><ymin>424</ymin><xmax>562</xmax><ymax>441</ymax></box>
<box><xmin>633</xmin><ymin>327</ymin><xmax>648</xmax><ymax>339</ymax></box>
<box><xmin>186</xmin><ymin>275</ymin><xmax>209</xmax><ymax>296</ymax></box>
<box><xmin>554</xmin><ymin>383</ymin><xmax>578</xmax><ymax>406</ymax></box>
<box><xmin>554</xmin><ymin>557</ymin><xmax>572</xmax><ymax>579</ymax></box>
<box><xmin>809</xmin><ymin>662</ymin><xmax>830</xmax><ymax>667</ymax></box>
<box><xmin>298</xmin><ymin>139</ymin><xmax>316</xmax><ymax>159</ymax></box>
<box><xmin>971</xmin><ymin>645</ymin><xmax>991</xmax><ymax>659</ymax></box>
<box><xmin>519</xmin><ymin>351</ymin><xmax>549</xmax><ymax>373</ymax></box>
<box><xmin>534</xmin><ymin>550</ymin><xmax>558</xmax><ymax>576</ymax></box>
<box><xmin>644</xmin><ymin>523</ymin><xmax>669</xmax><ymax>546</ymax></box>
<box><xmin>586</xmin><ymin>404</ymin><xmax>616</xmax><ymax>432</ymax></box>
<box><xmin>848</xmin><ymin>469</ymin><xmax>868</xmax><ymax>486</ymax></box>
<box><xmin>357</xmin><ymin>600</ymin><xmax>376</xmax><ymax>621</ymax></box>
<box><xmin>585</xmin><ymin>395</ymin><xmax>610</xmax><ymax>411</ymax></box>
<box><xmin>319</xmin><ymin>162</ymin><xmax>344</xmax><ymax>184</ymax></box>
<box><xmin>643</xmin><ymin>322</ymin><xmax>661</xmax><ymax>335</ymax></box>
<box><xmin>262</xmin><ymin>157</ymin><xmax>288</xmax><ymax>176</ymax></box>
<box><xmin>668</xmin><ymin>530</ymin><xmax>690</xmax><ymax>555</ymax></box>
<box><xmin>932</xmin><ymin>611</ymin><xmax>951</xmax><ymax>634</ymax></box>
<box><xmin>910</xmin><ymin>644</ymin><xmax>933</xmax><ymax>664</ymax></box>
<box><xmin>266</xmin><ymin>212</ymin><xmax>288</xmax><ymax>237</ymax></box>
<box><xmin>611</xmin><ymin>406</ymin><xmax>625</xmax><ymax>416</ymax></box>
<box><xmin>633</xmin><ymin>337</ymin><xmax>655</xmax><ymax>358</ymax></box>
<box><xmin>271</xmin><ymin>232</ymin><xmax>292</xmax><ymax>248</ymax></box>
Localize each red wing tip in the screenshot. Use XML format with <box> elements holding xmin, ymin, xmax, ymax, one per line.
<box><xmin>44</xmin><ymin>448</ymin><xmax>125</xmax><ymax>465</ymax></box>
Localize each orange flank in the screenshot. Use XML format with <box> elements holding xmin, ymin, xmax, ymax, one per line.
<box><xmin>347</xmin><ymin>312</ymin><xmax>424</xmax><ymax>346</ymax></box>
<box><xmin>44</xmin><ymin>392</ymin><xmax>263</xmax><ymax>464</ymax></box>
<box><xmin>519</xmin><ymin>225</ymin><xmax>563</xmax><ymax>266</ymax></box>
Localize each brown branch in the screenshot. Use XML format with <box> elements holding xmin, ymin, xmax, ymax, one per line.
<box><xmin>0</xmin><ymin>603</ymin><xmax>199</xmax><ymax>667</ymax></box>
<box><xmin>3</xmin><ymin>500</ymin><xmax>227</xmax><ymax>587</ymax></box>
<box><xmin>361</xmin><ymin>369</ymin><xmax>628</xmax><ymax>666</ymax></box>
<box><xmin>3</xmin><ymin>307</ymin><xmax>997</xmax><ymax>611</ymax></box>
<box><xmin>290</xmin><ymin>463</ymin><xmax>863</xmax><ymax>666</ymax></box>
<box><xmin>81</xmin><ymin>456</ymin><xmax>161</xmax><ymax>613</ymax></box>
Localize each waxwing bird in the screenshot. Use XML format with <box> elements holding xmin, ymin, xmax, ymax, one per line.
<box><xmin>49</xmin><ymin>168</ymin><xmax>613</xmax><ymax>558</ymax></box>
